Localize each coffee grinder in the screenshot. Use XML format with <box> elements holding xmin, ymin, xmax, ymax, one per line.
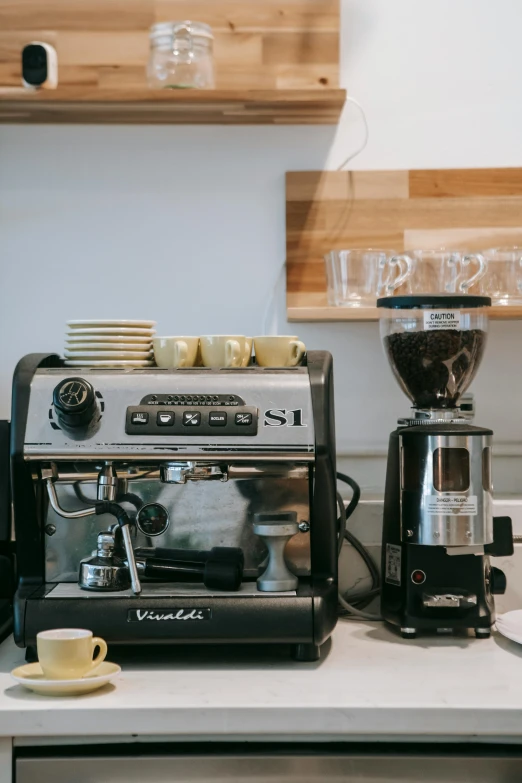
<box><xmin>377</xmin><ymin>295</ymin><xmax>513</xmax><ymax>639</ymax></box>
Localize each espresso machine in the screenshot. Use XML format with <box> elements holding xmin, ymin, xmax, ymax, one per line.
<box><xmin>0</xmin><ymin>421</ymin><xmax>13</xmax><ymax>641</ymax></box>
<box><xmin>377</xmin><ymin>295</ymin><xmax>513</xmax><ymax>638</ymax></box>
<box><xmin>11</xmin><ymin>351</ymin><xmax>337</xmax><ymax>661</ymax></box>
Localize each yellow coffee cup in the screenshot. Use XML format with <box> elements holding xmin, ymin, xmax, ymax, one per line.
<box><xmin>200</xmin><ymin>335</ymin><xmax>247</xmax><ymax>368</ymax></box>
<box><xmin>242</xmin><ymin>337</ymin><xmax>253</xmax><ymax>367</ymax></box>
<box><xmin>254</xmin><ymin>336</ymin><xmax>306</xmax><ymax>367</ymax></box>
<box><xmin>37</xmin><ymin>628</ymin><xmax>108</xmax><ymax>680</ymax></box>
<box><xmin>153</xmin><ymin>336</ymin><xmax>199</xmax><ymax>369</ymax></box>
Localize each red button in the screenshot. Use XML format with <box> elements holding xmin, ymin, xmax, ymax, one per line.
<box><xmin>411</xmin><ymin>569</ymin><xmax>426</xmax><ymax>584</ymax></box>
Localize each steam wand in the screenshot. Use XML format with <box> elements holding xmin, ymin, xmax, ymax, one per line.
<box><xmin>43</xmin><ymin>462</ymin><xmax>141</xmax><ymax>594</ymax></box>
<box><xmin>95</xmin><ymin>501</ymin><xmax>141</xmax><ymax>595</ymax></box>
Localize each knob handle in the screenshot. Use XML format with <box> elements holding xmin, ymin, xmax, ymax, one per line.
<box><xmin>490</xmin><ymin>566</ymin><xmax>507</xmax><ymax>595</ymax></box>
<box><xmin>253</xmin><ymin>512</ymin><xmax>298</xmax><ymax>592</ymax></box>
<box><xmin>53</xmin><ymin>377</ymin><xmax>97</xmax><ymax>428</ymax></box>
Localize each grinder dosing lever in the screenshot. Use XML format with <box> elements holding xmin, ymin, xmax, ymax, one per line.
<box><xmin>253</xmin><ymin>512</ymin><xmax>299</xmax><ymax>592</ymax></box>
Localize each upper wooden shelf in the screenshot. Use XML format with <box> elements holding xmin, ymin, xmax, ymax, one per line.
<box><xmin>0</xmin><ymin>88</ymin><xmax>346</xmax><ymax>125</ymax></box>
<box><xmin>287</xmin><ymin>299</ymin><xmax>522</xmax><ymax>323</ymax></box>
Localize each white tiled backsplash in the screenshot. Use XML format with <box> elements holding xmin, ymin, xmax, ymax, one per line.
<box><xmin>340</xmin><ymin>497</ymin><xmax>522</xmax><ymax>615</ymax></box>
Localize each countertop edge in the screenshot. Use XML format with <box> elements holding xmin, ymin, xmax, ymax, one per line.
<box><xmin>1</xmin><ymin>705</ymin><xmax>522</xmax><ymax>740</ymax></box>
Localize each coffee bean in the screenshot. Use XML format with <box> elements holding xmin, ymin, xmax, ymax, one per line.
<box><xmin>384</xmin><ymin>329</ymin><xmax>486</xmax><ymax>409</ymax></box>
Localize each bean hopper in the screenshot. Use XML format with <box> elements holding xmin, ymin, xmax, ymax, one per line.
<box><xmin>377</xmin><ymin>295</ymin><xmax>513</xmax><ymax>638</ymax></box>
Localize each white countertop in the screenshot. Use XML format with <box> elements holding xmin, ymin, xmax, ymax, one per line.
<box><xmin>1</xmin><ymin>621</ymin><xmax>522</xmax><ymax>743</ymax></box>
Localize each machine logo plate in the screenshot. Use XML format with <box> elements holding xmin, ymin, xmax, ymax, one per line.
<box><xmin>263</xmin><ymin>408</ymin><xmax>307</xmax><ymax>427</ymax></box>
<box><xmin>128</xmin><ymin>608</ymin><xmax>211</xmax><ymax>622</ymax></box>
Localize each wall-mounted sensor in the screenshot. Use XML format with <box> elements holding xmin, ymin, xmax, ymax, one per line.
<box><xmin>22</xmin><ymin>42</ymin><xmax>58</xmax><ymax>89</ymax></box>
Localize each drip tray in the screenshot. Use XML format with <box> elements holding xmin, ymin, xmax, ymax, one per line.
<box><xmin>46</xmin><ymin>582</ymin><xmax>297</xmax><ymax>599</ymax></box>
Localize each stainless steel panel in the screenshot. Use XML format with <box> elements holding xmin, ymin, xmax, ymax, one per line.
<box><xmin>47</xmin><ymin>583</ymin><xmax>296</xmax><ymax>598</ymax></box>
<box><xmin>24</xmin><ymin>367</ymin><xmax>315</xmax><ymax>458</ymax></box>
<box><xmin>45</xmin><ymin>474</ymin><xmax>311</xmax><ymax>581</ymax></box>
<box><xmin>400</xmin><ymin>432</ymin><xmax>493</xmax><ymax>546</ymax></box>
<box><xmin>16</xmin><ymin>753</ymin><xmax>522</xmax><ymax>783</ymax></box>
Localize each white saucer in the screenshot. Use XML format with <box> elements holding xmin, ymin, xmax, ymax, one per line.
<box><xmin>67</xmin><ymin>328</ymin><xmax>156</xmax><ymax>336</ymax></box>
<box><xmin>66</xmin><ymin>335</ymin><xmax>153</xmax><ymax>344</ymax></box>
<box><xmin>64</xmin><ymin>350</ymin><xmax>153</xmax><ymax>360</ymax></box>
<box><xmin>64</xmin><ymin>359</ymin><xmax>154</xmax><ymax>367</ymax></box>
<box><xmin>65</xmin><ymin>342</ymin><xmax>153</xmax><ymax>351</ymax></box>
<box><xmin>67</xmin><ymin>320</ymin><xmax>156</xmax><ymax>329</ymax></box>
<box><xmin>496</xmin><ymin>610</ymin><xmax>522</xmax><ymax>644</ymax></box>
<box><xmin>11</xmin><ymin>661</ymin><xmax>121</xmax><ymax>696</ymax></box>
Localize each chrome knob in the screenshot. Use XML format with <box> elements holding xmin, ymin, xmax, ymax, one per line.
<box><xmin>53</xmin><ymin>377</ymin><xmax>97</xmax><ymax>428</ymax></box>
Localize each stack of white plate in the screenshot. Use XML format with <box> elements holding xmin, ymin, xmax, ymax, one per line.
<box><xmin>64</xmin><ymin>320</ymin><xmax>156</xmax><ymax>367</ymax></box>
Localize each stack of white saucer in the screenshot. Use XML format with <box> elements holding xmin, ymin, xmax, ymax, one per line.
<box><xmin>64</xmin><ymin>320</ymin><xmax>156</xmax><ymax>367</ymax></box>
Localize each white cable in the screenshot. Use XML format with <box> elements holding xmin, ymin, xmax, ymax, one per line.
<box><xmin>261</xmin><ymin>260</ymin><xmax>286</xmax><ymax>335</ymax></box>
<box><xmin>336</xmin><ymin>96</ymin><xmax>370</xmax><ymax>171</ymax></box>
<box><xmin>338</xmin><ymin>592</ymin><xmax>382</xmax><ymax>621</ymax></box>
<box><xmin>260</xmin><ymin>99</ymin><xmax>369</xmax><ymax>334</ymax></box>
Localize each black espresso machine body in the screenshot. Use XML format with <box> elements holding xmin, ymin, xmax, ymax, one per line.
<box><xmin>11</xmin><ymin>351</ymin><xmax>337</xmax><ymax>661</ymax></box>
<box><xmin>381</xmin><ymin>421</ymin><xmax>513</xmax><ymax>638</ymax></box>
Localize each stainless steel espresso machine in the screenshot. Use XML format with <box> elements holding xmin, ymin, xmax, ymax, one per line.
<box><xmin>11</xmin><ymin>351</ymin><xmax>337</xmax><ymax>661</ymax></box>
<box><xmin>377</xmin><ymin>295</ymin><xmax>513</xmax><ymax>639</ymax></box>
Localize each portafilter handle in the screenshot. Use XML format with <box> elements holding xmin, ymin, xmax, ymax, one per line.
<box><xmin>253</xmin><ymin>512</ymin><xmax>299</xmax><ymax>592</ymax></box>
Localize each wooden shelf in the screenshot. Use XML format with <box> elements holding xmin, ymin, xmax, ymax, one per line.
<box><xmin>286</xmin><ymin>168</ymin><xmax>522</xmax><ymax>323</ymax></box>
<box><xmin>0</xmin><ymin>88</ymin><xmax>346</xmax><ymax>125</ymax></box>
<box><xmin>287</xmin><ymin>301</ymin><xmax>522</xmax><ymax>323</ymax></box>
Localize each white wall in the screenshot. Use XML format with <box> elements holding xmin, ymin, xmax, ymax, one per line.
<box><xmin>1</xmin><ymin>0</ymin><xmax>522</xmax><ymax>490</ymax></box>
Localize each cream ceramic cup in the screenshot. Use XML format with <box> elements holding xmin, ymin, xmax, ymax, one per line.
<box><xmin>200</xmin><ymin>335</ymin><xmax>247</xmax><ymax>368</ymax></box>
<box><xmin>242</xmin><ymin>336</ymin><xmax>253</xmax><ymax>367</ymax></box>
<box><xmin>254</xmin><ymin>335</ymin><xmax>306</xmax><ymax>367</ymax></box>
<box><xmin>153</xmin><ymin>336</ymin><xmax>199</xmax><ymax>368</ymax></box>
<box><xmin>37</xmin><ymin>629</ymin><xmax>108</xmax><ymax>680</ymax></box>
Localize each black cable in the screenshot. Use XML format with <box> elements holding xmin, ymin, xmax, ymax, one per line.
<box><xmin>336</xmin><ymin>471</ymin><xmax>382</xmax><ymax>620</ymax></box>
<box><xmin>336</xmin><ymin>491</ymin><xmax>378</xmax><ymax>610</ymax></box>
<box><xmin>336</xmin><ymin>491</ymin><xmax>346</xmax><ymax>556</ymax></box>
<box><xmin>337</xmin><ymin>471</ymin><xmax>361</xmax><ymax>521</ymax></box>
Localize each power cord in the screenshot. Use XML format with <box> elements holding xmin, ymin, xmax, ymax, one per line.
<box><xmin>261</xmin><ymin>259</ymin><xmax>286</xmax><ymax>336</ymax></box>
<box><xmin>336</xmin><ymin>471</ymin><xmax>382</xmax><ymax>621</ymax></box>
<box><xmin>336</xmin><ymin>96</ymin><xmax>370</xmax><ymax>171</ymax></box>
<box><xmin>260</xmin><ymin>97</ymin><xmax>369</xmax><ymax>336</ymax></box>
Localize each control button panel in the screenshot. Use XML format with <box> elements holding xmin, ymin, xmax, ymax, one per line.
<box><xmin>126</xmin><ymin>404</ymin><xmax>257</xmax><ymax>436</ymax></box>
<box><xmin>140</xmin><ymin>393</ymin><xmax>245</xmax><ymax>407</ymax></box>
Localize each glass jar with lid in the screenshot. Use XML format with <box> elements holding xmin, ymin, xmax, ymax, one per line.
<box><xmin>147</xmin><ymin>21</ymin><xmax>215</xmax><ymax>89</ymax></box>
<box><xmin>377</xmin><ymin>294</ymin><xmax>491</xmax><ymax>410</ymax></box>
